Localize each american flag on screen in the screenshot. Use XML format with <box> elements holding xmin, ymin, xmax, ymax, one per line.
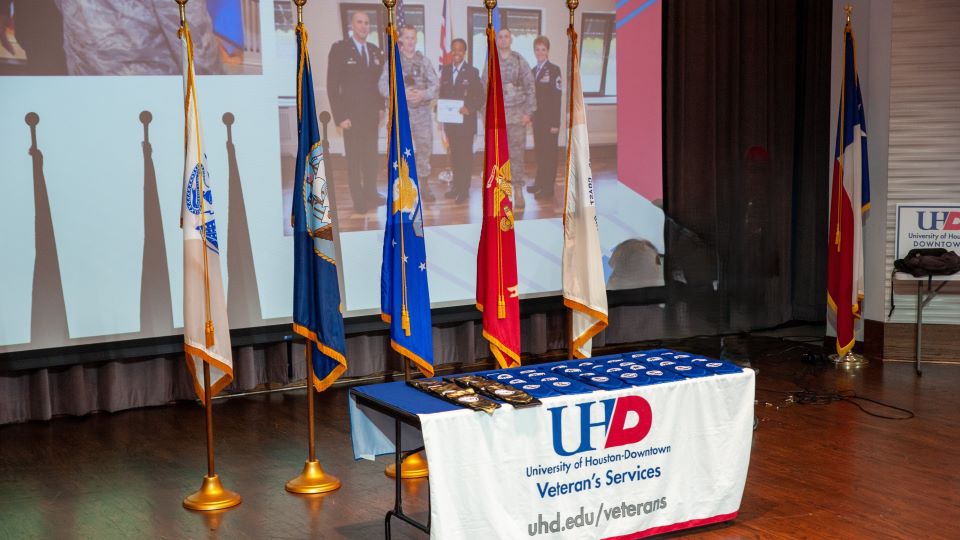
<box><xmin>439</xmin><ymin>0</ymin><xmax>452</xmax><ymax>69</ymax></box>
<box><xmin>395</xmin><ymin>0</ymin><xmax>405</xmax><ymax>27</ymax></box>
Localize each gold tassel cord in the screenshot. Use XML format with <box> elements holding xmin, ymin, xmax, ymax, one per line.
<box><xmin>565</xmin><ymin>21</ymin><xmax>579</xmax><ymax>355</ymax></box>
<box><xmin>205</xmin><ymin>320</ymin><xmax>215</xmax><ymax>348</ymax></box>
<box><xmin>563</xmin><ymin>25</ymin><xmax>578</xmax><ymax>230</ymax></box>
<box><xmin>487</xmin><ymin>26</ymin><xmax>507</xmax><ymax>321</ymax></box>
<box><xmin>835</xmin><ymin>24</ymin><xmax>851</xmax><ymax>254</ymax></box>
<box><xmin>836</xmin><ymin>7</ymin><xmax>855</xmax><ymax>254</ymax></box>
<box><xmin>296</xmin><ymin>23</ymin><xmax>308</xmax><ymax>122</ymax></box>
<box><xmin>183</xmin><ymin>22</ymin><xmax>216</xmax><ymax>349</ymax></box>
<box><xmin>387</xmin><ymin>23</ymin><xmax>412</xmax><ymax>338</ymax></box>
<box><xmin>401</xmin><ymin>307</ymin><xmax>411</xmax><ymax>336</ymax></box>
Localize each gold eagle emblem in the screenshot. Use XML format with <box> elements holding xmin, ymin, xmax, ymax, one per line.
<box><xmin>488</xmin><ymin>160</ymin><xmax>514</xmax><ymax>231</ymax></box>
<box><xmin>392</xmin><ymin>157</ymin><xmax>419</xmax><ymax>215</ymax></box>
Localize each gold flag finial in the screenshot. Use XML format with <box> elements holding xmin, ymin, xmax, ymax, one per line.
<box><xmin>485</xmin><ymin>0</ymin><xmax>497</xmax><ymax>27</ymax></box>
<box><xmin>383</xmin><ymin>0</ymin><xmax>396</xmax><ymax>27</ymax></box>
<box><xmin>844</xmin><ymin>4</ymin><xmax>852</xmax><ymax>25</ymax></box>
<box><xmin>567</xmin><ymin>0</ymin><xmax>579</xmax><ymax>28</ymax></box>
<box><xmin>176</xmin><ymin>0</ymin><xmax>188</xmax><ymax>26</ymax></box>
<box><xmin>293</xmin><ymin>0</ymin><xmax>306</xmax><ymax>25</ymax></box>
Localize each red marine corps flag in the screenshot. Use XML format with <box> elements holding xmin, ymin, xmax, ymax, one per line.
<box><xmin>477</xmin><ymin>23</ymin><xmax>520</xmax><ymax>368</ymax></box>
<box><xmin>827</xmin><ymin>12</ymin><xmax>870</xmax><ymax>358</ymax></box>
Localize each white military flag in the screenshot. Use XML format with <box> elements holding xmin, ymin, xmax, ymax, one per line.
<box><xmin>180</xmin><ymin>24</ymin><xmax>233</xmax><ymax>402</ymax></box>
<box><xmin>562</xmin><ymin>27</ymin><xmax>608</xmax><ymax>358</ymax></box>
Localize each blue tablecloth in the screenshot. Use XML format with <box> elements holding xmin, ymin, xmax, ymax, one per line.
<box><xmin>350</xmin><ymin>348</ymin><xmax>742</xmax><ymax>419</ymax></box>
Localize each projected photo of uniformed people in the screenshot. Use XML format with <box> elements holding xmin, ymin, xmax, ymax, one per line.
<box><xmin>279</xmin><ymin>1</ymin><xmax>634</xmax><ymax>238</ymax></box>
<box><xmin>327</xmin><ymin>9</ymin><xmax>385</xmax><ymax>215</ymax></box>
<box><xmin>530</xmin><ymin>35</ymin><xmax>562</xmax><ymax>201</ymax></box>
<box><xmin>439</xmin><ymin>38</ymin><xmax>484</xmax><ymax>204</ymax></box>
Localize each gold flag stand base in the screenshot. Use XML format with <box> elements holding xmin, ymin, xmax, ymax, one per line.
<box><xmin>285</xmin><ymin>460</ymin><xmax>342</xmax><ymax>494</ymax></box>
<box><xmin>183</xmin><ymin>474</ymin><xmax>242</xmax><ymax>511</ymax></box>
<box><xmin>385</xmin><ymin>450</ymin><xmax>429</xmax><ymax>479</ymax></box>
<box><xmin>829</xmin><ymin>351</ymin><xmax>868</xmax><ymax>369</ymax></box>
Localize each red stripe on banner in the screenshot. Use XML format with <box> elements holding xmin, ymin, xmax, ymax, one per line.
<box><xmin>601</xmin><ymin>511</ymin><xmax>738</xmax><ymax>540</ymax></box>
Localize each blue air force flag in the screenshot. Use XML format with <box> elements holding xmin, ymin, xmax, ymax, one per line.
<box><xmin>381</xmin><ymin>27</ymin><xmax>434</xmax><ymax>377</ymax></box>
<box><xmin>292</xmin><ymin>24</ymin><xmax>347</xmax><ymax>390</ymax></box>
<box><xmin>180</xmin><ymin>23</ymin><xmax>233</xmax><ymax>402</ymax></box>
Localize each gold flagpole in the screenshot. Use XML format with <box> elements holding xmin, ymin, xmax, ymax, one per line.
<box><xmin>829</xmin><ymin>4</ymin><xmax>867</xmax><ymax>370</ymax></box>
<box><xmin>286</xmin><ymin>0</ymin><xmax>343</xmax><ymax>493</ymax></box>
<box><xmin>382</xmin><ymin>0</ymin><xmax>429</xmax><ymax>480</ymax></box>
<box><xmin>184</xmin><ymin>364</ymin><xmax>241</xmax><ymax>510</ymax></box>
<box><xmin>486</xmin><ymin>0</ymin><xmax>507</xmax><ymax>320</ymax></box>
<box><xmin>286</xmin><ymin>346</ymin><xmax>342</xmax><ymax>492</ymax></box>
<box><xmin>179</xmin><ymin>0</ymin><xmax>240</xmax><ymax>511</ymax></box>
<box><xmin>565</xmin><ymin>0</ymin><xmax>579</xmax><ymax>360</ymax></box>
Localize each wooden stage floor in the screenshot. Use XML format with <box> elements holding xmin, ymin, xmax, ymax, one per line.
<box><xmin>1</xmin><ymin>334</ymin><xmax>958</xmax><ymax>539</ymax></box>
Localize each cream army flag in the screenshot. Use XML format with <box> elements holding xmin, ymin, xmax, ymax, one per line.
<box><xmin>562</xmin><ymin>26</ymin><xmax>608</xmax><ymax>358</ymax></box>
<box><xmin>180</xmin><ymin>23</ymin><xmax>233</xmax><ymax>401</ymax></box>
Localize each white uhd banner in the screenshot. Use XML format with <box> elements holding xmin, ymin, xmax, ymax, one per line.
<box><xmin>417</xmin><ymin>370</ymin><xmax>755</xmax><ymax>539</ymax></box>
<box><xmin>895</xmin><ymin>204</ymin><xmax>960</xmax><ymax>281</ymax></box>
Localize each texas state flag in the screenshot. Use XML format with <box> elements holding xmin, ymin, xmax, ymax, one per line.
<box><xmin>827</xmin><ymin>20</ymin><xmax>870</xmax><ymax>357</ymax></box>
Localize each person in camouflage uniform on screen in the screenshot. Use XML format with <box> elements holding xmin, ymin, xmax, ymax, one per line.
<box><xmin>57</xmin><ymin>0</ymin><xmax>223</xmax><ymax>75</ymax></box>
<box><xmin>483</xmin><ymin>27</ymin><xmax>536</xmax><ymax>209</ymax></box>
<box><xmin>379</xmin><ymin>24</ymin><xmax>439</xmax><ymax>202</ymax></box>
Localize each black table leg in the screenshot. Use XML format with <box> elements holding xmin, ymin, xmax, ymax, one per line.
<box><xmin>916</xmin><ymin>280</ymin><xmax>923</xmax><ymax>376</ymax></box>
<box><xmin>385</xmin><ymin>418</ymin><xmax>430</xmax><ymax>538</ymax></box>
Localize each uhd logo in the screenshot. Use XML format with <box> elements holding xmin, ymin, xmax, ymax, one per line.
<box><xmin>917</xmin><ymin>210</ymin><xmax>960</xmax><ymax>231</ymax></box>
<box><xmin>548</xmin><ymin>396</ymin><xmax>653</xmax><ymax>456</ymax></box>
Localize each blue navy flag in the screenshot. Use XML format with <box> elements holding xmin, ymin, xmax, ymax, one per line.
<box><xmin>381</xmin><ymin>25</ymin><xmax>434</xmax><ymax>377</ymax></box>
<box><xmin>293</xmin><ymin>24</ymin><xmax>347</xmax><ymax>390</ymax></box>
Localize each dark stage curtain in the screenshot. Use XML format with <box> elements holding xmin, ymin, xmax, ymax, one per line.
<box><xmin>663</xmin><ymin>0</ymin><xmax>832</xmax><ymax>329</ymax></box>
<box><xmin>1</xmin><ymin>307</ymin><xmax>674</xmax><ymax>424</ymax></box>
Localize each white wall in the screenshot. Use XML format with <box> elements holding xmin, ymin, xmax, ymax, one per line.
<box><xmin>883</xmin><ymin>0</ymin><xmax>960</xmax><ymax>325</ymax></box>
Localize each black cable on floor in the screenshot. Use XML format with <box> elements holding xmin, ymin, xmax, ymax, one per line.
<box><xmin>755</xmin><ymin>386</ymin><xmax>915</xmax><ymax>420</ymax></box>
<box><xmin>838</xmin><ymin>393</ymin><xmax>915</xmax><ymax>420</ymax></box>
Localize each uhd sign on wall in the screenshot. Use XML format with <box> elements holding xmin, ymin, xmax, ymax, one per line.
<box><xmin>895</xmin><ymin>204</ymin><xmax>960</xmax><ymax>282</ymax></box>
